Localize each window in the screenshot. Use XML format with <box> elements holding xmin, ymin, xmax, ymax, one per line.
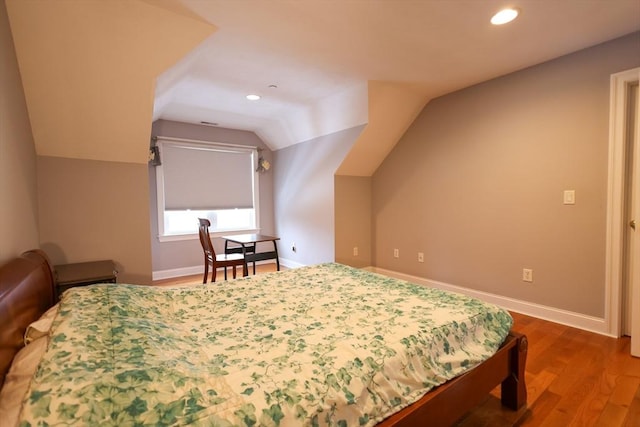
<box><xmin>155</xmin><ymin>137</ymin><xmax>260</xmax><ymax>240</ymax></box>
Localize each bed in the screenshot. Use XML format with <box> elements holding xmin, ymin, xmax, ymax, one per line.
<box><xmin>0</xmin><ymin>250</ymin><xmax>527</xmax><ymax>426</ymax></box>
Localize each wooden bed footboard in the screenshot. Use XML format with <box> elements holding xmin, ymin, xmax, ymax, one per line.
<box><xmin>379</xmin><ymin>331</ymin><xmax>528</xmax><ymax>426</ymax></box>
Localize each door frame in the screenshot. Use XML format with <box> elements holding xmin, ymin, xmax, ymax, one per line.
<box><xmin>605</xmin><ymin>67</ymin><xmax>640</xmax><ymax>339</ymax></box>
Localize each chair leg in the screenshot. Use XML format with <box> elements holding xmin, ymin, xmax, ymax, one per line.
<box><xmin>203</xmin><ymin>257</ymin><xmax>209</xmax><ymax>284</ymax></box>
<box><xmin>224</xmin><ymin>266</ymin><xmax>228</xmax><ymax>280</ymax></box>
<box><xmin>232</xmin><ymin>265</ymin><xmax>237</xmax><ymax>279</ymax></box>
<box><xmin>212</xmin><ymin>265</ymin><xmax>217</xmax><ymax>282</ymax></box>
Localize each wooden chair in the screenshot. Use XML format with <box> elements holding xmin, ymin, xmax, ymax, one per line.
<box><xmin>198</xmin><ymin>218</ymin><xmax>246</xmax><ymax>283</ymax></box>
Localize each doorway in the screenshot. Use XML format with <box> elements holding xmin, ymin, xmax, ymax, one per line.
<box><xmin>606</xmin><ymin>67</ymin><xmax>640</xmax><ymax>357</ymax></box>
<box><xmin>622</xmin><ymin>82</ymin><xmax>639</xmax><ymax>336</ymax></box>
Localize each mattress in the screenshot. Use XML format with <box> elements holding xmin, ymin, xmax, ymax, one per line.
<box><xmin>17</xmin><ymin>263</ymin><xmax>512</xmax><ymax>426</ymax></box>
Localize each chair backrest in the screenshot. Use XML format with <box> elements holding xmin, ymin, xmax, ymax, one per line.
<box><xmin>198</xmin><ymin>218</ymin><xmax>216</xmax><ymax>259</ymax></box>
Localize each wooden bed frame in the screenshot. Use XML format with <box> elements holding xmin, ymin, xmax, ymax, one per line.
<box><xmin>0</xmin><ymin>249</ymin><xmax>527</xmax><ymax>426</ymax></box>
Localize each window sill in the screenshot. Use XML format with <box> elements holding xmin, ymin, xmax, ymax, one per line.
<box><xmin>157</xmin><ymin>228</ymin><xmax>260</xmax><ymax>243</ymax></box>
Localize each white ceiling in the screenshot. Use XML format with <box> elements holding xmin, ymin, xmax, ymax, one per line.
<box><xmin>153</xmin><ymin>0</ymin><xmax>640</xmax><ymax>151</ymax></box>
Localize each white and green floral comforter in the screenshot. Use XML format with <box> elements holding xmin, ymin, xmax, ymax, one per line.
<box><xmin>18</xmin><ymin>263</ymin><xmax>512</xmax><ymax>426</ymax></box>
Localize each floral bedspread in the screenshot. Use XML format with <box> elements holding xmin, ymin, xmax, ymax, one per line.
<box><xmin>18</xmin><ymin>263</ymin><xmax>512</xmax><ymax>426</ymax></box>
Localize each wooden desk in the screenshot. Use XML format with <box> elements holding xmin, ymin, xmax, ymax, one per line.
<box><xmin>54</xmin><ymin>260</ymin><xmax>117</xmax><ymax>300</ymax></box>
<box><xmin>223</xmin><ymin>234</ymin><xmax>280</xmax><ymax>275</ymax></box>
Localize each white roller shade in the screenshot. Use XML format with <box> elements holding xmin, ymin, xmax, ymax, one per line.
<box><xmin>159</xmin><ymin>140</ymin><xmax>255</xmax><ymax>210</ymax></box>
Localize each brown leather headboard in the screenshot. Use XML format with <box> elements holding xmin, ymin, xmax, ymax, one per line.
<box><xmin>0</xmin><ymin>250</ymin><xmax>55</xmax><ymax>389</ymax></box>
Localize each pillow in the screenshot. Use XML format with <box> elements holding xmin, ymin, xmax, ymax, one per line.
<box><xmin>24</xmin><ymin>304</ymin><xmax>58</xmax><ymax>344</ymax></box>
<box><xmin>0</xmin><ymin>336</ymin><xmax>48</xmax><ymax>427</ymax></box>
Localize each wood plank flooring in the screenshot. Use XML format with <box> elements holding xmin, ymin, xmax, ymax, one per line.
<box><xmin>458</xmin><ymin>312</ymin><xmax>640</xmax><ymax>426</ymax></box>
<box><xmin>154</xmin><ymin>264</ymin><xmax>640</xmax><ymax>426</ymax></box>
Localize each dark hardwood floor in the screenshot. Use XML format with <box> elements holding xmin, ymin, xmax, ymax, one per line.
<box><xmin>154</xmin><ymin>264</ymin><xmax>640</xmax><ymax>426</ymax></box>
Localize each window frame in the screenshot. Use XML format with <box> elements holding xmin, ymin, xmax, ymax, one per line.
<box><xmin>154</xmin><ymin>136</ymin><xmax>261</xmax><ymax>242</ymax></box>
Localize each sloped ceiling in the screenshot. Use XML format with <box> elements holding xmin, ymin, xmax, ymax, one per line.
<box><xmin>6</xmin><ymin>0</ymin><xmax>214</xmax><ymax>164</ymax></box>
<box><xmin>6</xmin><ymin>0</ymin><xmax>640</xmax><ymax>175</ymax></box>
<box><xmin>337</xmin><ymin>81</ymin><xmax>431</xmax><ymax>176</ymax></box>
<box><xmin>154</xmin><ymin>0</ymin><xmax>640</xmax><ymax>176</ymax></box>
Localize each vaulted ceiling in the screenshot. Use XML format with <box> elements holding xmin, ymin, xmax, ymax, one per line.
<box><xmin>7</xmin><ymin>0</ymin><xmax>640</xmax><ymax>175</ymax></box>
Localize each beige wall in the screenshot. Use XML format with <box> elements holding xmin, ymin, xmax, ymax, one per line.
<box><xmin>372</xmin><ymin>32</ymin><xmax>640</xmax><ymax>318</ymax></box>
<box><xmin>37</xmin><ymin>157</ymin><xmax>151</xmax><ymax>284</ymax></box>
<box><xmin>274</xmin><ymin>126</ymin><xmax>364</xmax><ymax>266</ymax></box>
<box><xmin>335</xmin><ymin>176</ymin><xmax>372</xmax><ymax>268</ymax></box>
<box><xmin>0</xmin><ymin>0</ymin><xmax>39</xmax><ymax>264</ymax></box>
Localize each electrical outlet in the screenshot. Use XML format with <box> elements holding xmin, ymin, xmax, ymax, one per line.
<box><xmin>522</xmin><ymin>268</ymin><xmax>533</xmax><ymax>282</ymax></box>
<box><xmin>353</xmin><ymin>246</ymin><xmax>359</xmax><ymax>256</ymax></box>
<box><xmin>393</xmin><ymin>248</ymin><xmax>399</xmax><ymax>258</ymax></box>
<box><xmin>418</xmin><ymin>252</ymin><xmax>424</xmax><ymax>263</ymax></box>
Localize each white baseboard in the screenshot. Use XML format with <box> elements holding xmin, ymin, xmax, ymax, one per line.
<box><xmin>371</xmin><ymin>267</ymin><xmax>613</xmax><ymax>337</ymax></box>
<box><xmin>152</xmin><ymin>260</ymin><xmax>274</xmax><ymax>281</ymax></box>
<box><xmin>153</xmin><ymin>265</ymin><xmax>202</xmax><ymax>281</ymax></box>
<box><xmin>154</xmin><ymin>262</ymin><xmax>612</xmax><ymax>337</ymax></box>
<box><xmin>278</xmin><ymin>258</ymin><xmax>305</xmax><ymax>269</ymax></box>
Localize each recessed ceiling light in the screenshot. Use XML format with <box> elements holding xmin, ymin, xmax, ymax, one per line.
<box><xmin>491</xmin><ymin>8</ymin><xmax>519</xmax><ymax>25</ymax></box>
<box><xmin>246</xmin><ymin>94</ymin><xmax>261</xmax><ymax>101</ymax></box>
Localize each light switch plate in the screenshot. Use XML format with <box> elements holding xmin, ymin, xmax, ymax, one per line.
<box><xmin>563</xmin><ymin>190</ymin><xmax>575</xmax><ymax>205</ymax></box>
